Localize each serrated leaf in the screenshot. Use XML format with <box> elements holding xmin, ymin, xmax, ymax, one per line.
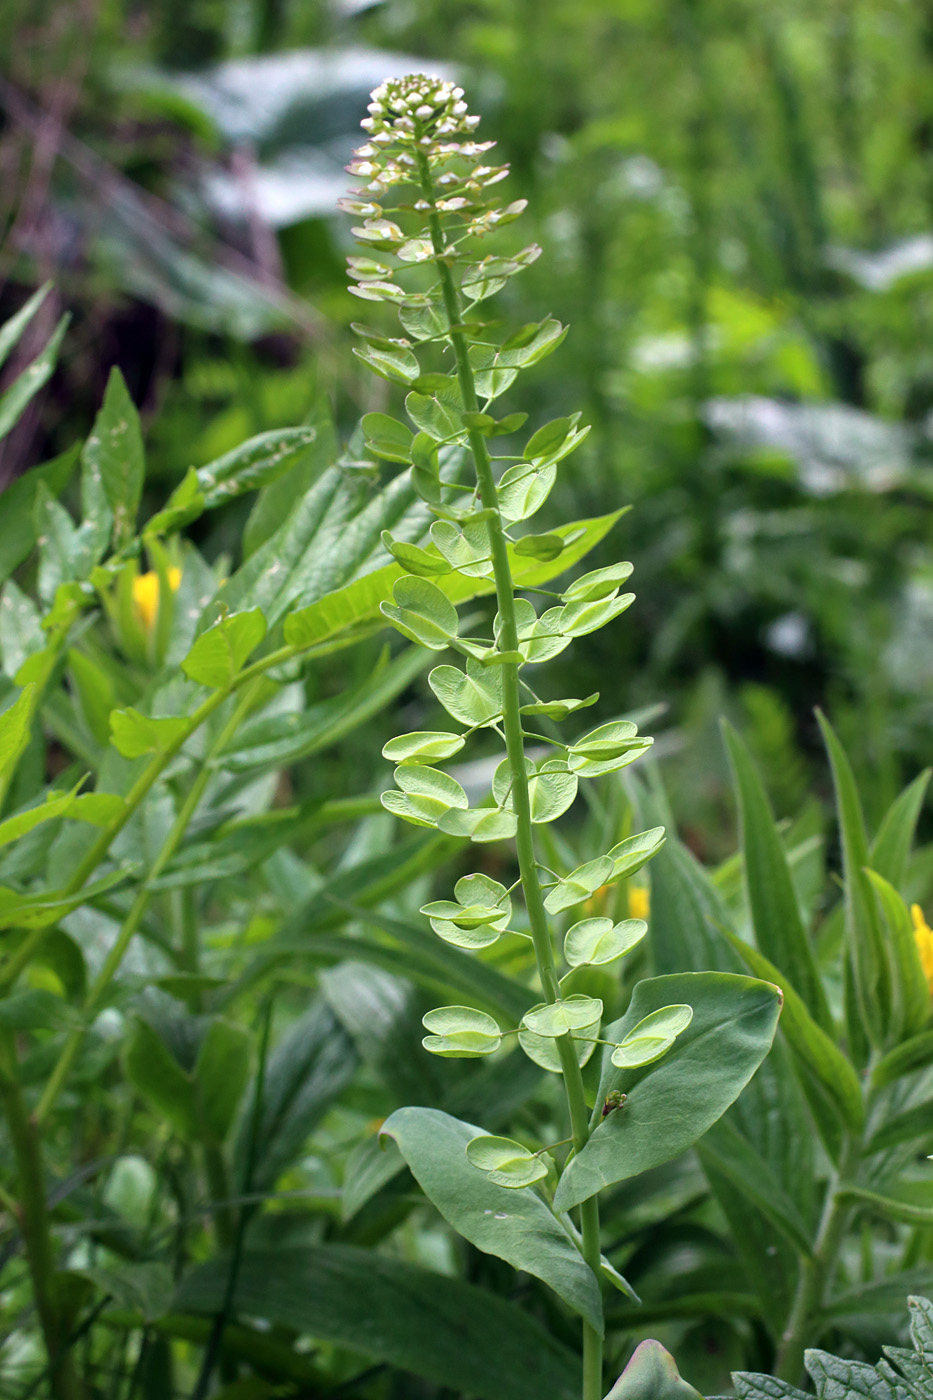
<box><xmin>182</xmin><ymin>608</ymin><xmax>267</xmax><ymax>688</ymax></box>
<box><xmin>466</xmin><ymin>1135</ymin><xmax>548</xmax><ymax>1188</ymax></box>
<box><xmin>611</xmin><ymin>1003</ymin><xmax>693</xmax><ymax>1068</ymax></box>
<box><xmin>565</xmin><ymin>917</ymin><xmax>647</xmax><ymax>968</ymax></box>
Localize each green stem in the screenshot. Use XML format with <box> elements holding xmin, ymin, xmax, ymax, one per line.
<box><xmin>0</xmin><ymin>1032</ymin><xmax>81</xmax><ymax>1400</ymax></box>
<box><xmin>419</xmin><ymin>151</ymin><xmax>603</xmax><ymax>1400</ymax></box>
<box><xmin>773</xmin><ymin>1134</ymin><xmax>861</xmax><ymax>1383</ymax></box>
<box><xmin>36</xmin><ymin>685</ymin><xmax>259</xmax><ymax>1126</ymax></box>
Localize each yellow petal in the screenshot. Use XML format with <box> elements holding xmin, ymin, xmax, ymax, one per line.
<box><xmin>912</xmin><ymin>905</ymin><xmax>933</xmax><ymax>992</ymax></box>
<box><xmin>132</xmin><ymin>572</ymin><xmax>160</xmax><ymax>632</ymax></box>
<box><xmin>628</xmin><ymin>885</ymin><xmax>650</xmax><ymax>921</ymax></box>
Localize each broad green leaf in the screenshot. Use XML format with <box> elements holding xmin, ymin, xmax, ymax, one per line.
<box><xmin>382</xmin><ymin>764</ymin><xmax>468</xmax><ymax>828</ymax></box>
<box><xmin>437</xmin><ymin>806</ymin><xmax>519</xmax><ymax>842</ymax></box>
<box><xmin>383</xmin><ymin>731</ymin><xmax>465</xmax><ymax>764</ymax></box>
<box><xmin>380</xmin><ymin>531</ymin><xmax>450</xmax><ymax>576</ymax></box>
<box><xmin>110</xmin><ymin>708</ymin><xmax>188</xmax><ymax>759</ymax></box>
<box><xmin>568</xmin><ymin>721</ymin><xmax>652</xmax><ymax>777</ymax></box>
<box><xmin>723</xmin><ymin>722</ymin><xmax>833</xmax><ymax>1034</ymax></box>
<box><xmin>565</xmin><ymin>917</ymin><xmax>647</xmax><ymax>968</ymax></box>
<box><xmin>430</xmin><ymin>659</ymin><xmax>503</xmax><ymax>725</ymax></box>
<box><xmin>818</xmin><ymin>712</ymin><xmax>889</xmax><ymax>1052</ymax></box>
<box><xmin>422</xmin><ymin>1005</ymin><xmax>502</xmax><ymax>1056</ymax></box>
<box><xmin>561</xmin><ymin>563</ymin><xmax>634</xmax><ymax>603</ymax></box>
<box><xmin>0</xmin><ymin>786</ymin><xmax>120</xmax><ymax>850</ymax></box>
<box><xmin>422</xmin><ymin>872</ymin><xmax>510</xmax><ymax>948</ymax></box>
<box><xmin>544</xmin><ymin>856</ymin><xmax>615</xmax><ymax>915</ymax></box>
<box><xmin>182</xmin><ymin>608</ymin><xmax>267</xmax><ymax>688</ymax></box>
<box><xmin>604</xmin><ymin>1340</ymin><xmax>705</xmax><ymax>1400</ymax></box>
<box><xmin>353</xmin><ymin>342</ymin><xmax>421</xmax><ymax>384</ymax></box>
<box><xmin>74</xmin><ymin>1262</ymin><xmax>172</xmax><ymax>1324</ymax></box>
<box><xmin>0</xmin><ymin>685</ymin><xmax>35</xmax><ymax>781</ymax></box>
<box><xmin>523</xmin><ymin>995</ymin><xmax>603</xmax><ymax>1037</ymax></box>
<box><xmin>494</xmin><ymin>756</ymin><xmax>578</xmax><ymax>823</ymax></box>
<box><xmin>720</xmin><ymin>927</ymin><xmax>865</xmax><ymax>1132</ymax></box>
<box><xmin>362</xmin><ymin>412</ymin><xmax>414</xmax><ymax>463</ymax></box>
<box><xmin>610</xmin><ymin>1003</ymin><xmax>693</xmax><ymax>1068</ymax></box>
<box><xmin>466</xmin><ymin>1135</ymin><xmax>548</xmax><ymax>1188</ymax></box>
<box><xmin>175</xmin><ymin>1243</ymin><xmax>580</xmax><ymax>1400</ymax></box>
<box><xmin>607</xmin><ymin>827</ymin><xmax>666</xmax><ymax>881</ymax></box>
<box><xmin>381</xmin><ymin>575</ymin><xmax>459</xmax><ymax>649</ymax></box>
<box><xmin>512</xmin><ymin>531</ymin><xmax>567</xmax><ymax>562</ymax></box>
<box><xmin>82</xmin><ymin>367</ymin><xmax>144</xmax><ymax>545</ymax></box>
<box><xmin>519</xmin><ymin>999</ymin><xmax>602</xmax><ymax>1073</ymax></box>
<box><xmin>380</xmin><ymin>1106</ymin><xmax>603</xmax><ymax>1334</ymax></box>
<box><xmin>0</xmin><ymin>988</ymin><xmax>82</xmax><ymax>1031</ymax></box>
<box><xmin>553</xmin><ymin>972</ymin><xmax>782</xmax><ymax>1211</ymax></box>
<box><xmin>523</xmin><ymin>414</ymin><xmax>590</xmax><ymax>467</ymax></box>
<box><xmin>398</xmin><ymin>298</ymin><xmax>447</xmax><ymax>341</ymax></box>
<box><xmin>0</xmin><ymin>313</ymin><xmax>69</xmax><ymax>443</ymax></box>
<box><xmin>431</xmin><ymin>519</ymin><xmax>493</xmax><ymax>578</ymax></box>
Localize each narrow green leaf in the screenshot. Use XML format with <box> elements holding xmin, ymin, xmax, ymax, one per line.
<box><xmin>82</xmin><ymin>367</ymin><xmax>144</xmax><ymax>545</ymax></box>
<box><xmin>722</xmin><ymin>722</ymin><xmax>833</xmax><ymax>1035</ymax></box>
<box><xmin>0</xmin><ymin>283</ymin><xmax>51</xmax><ymax>372</ymax></box>
<box><xmin>870</xmin><ymin>770</ymin><xmax>932</xmax><ymax>889</ymax></box>
<box><xmin>0</xmin><ymin>314</ymin><xmax>69</xmax><ymax>443</ymax></box>
<box><xmin>0</xmin><ymin>685</ymin><xmax>35</xmax><ymax>781</ymax></box>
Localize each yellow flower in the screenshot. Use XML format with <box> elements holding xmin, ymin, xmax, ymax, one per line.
<box><xmin>133</xmin><ymin>568</ymin><xmax>181</xmax><ymax>632</ymax></box>
<box><xmin>913</xmin><ymin>905</ymin><xmax>933</xmax><ymax>993</ymax></box>
<box><xmin>628</xmin><ymin>885</ymin><xmax>650</xmax><ymax>921</ymax></box>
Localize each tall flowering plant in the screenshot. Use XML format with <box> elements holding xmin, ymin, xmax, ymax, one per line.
<box><xmin>343</xmin><ymin>75</ymin><xmax>782</xmax><ymax>1400</ymax></box>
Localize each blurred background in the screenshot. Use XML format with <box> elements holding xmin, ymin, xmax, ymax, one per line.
<box><xmin>2</xmin><ymin>0</ymin><xmax>932</xmax><ymax>849</ymax></box>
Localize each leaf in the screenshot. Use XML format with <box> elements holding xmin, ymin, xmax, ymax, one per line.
<box><xmin>608</xmin><ymin>826</ymin><xmax>667</xmax><ymax>881</ymax></box>
<box><xmin>818</xmin><ymin>711</ymin><xmax>889</xmax><ymax>1051</ymax></box>
<box><xmin>182</xmin><ymin>609</ymin><xmax>267</xmax><ymax>688</ymax></box>
<box><xmin>871</xmin><ymin>771</ymin><xmax>931</xmax><ymax>889</ymax></box>
<box><xmin>721</xmin><ymin>927</ymin><xmax>864</xmax><ymax>1132</ymax></box>
<box><xmin>353</xmin><ymin>343</ymin><xmax>421</xmax><ymax>385</ymax></box>
<box><xmin>362</xmin><ymin>412</ymin><xmax>414</xmax><ymax>463</ymax></box>
<box><xmin>405</xmin><ymin>378</ymin><xmax>466</xmax><ymax>442</ymax></box>
<box><xmin>498</xmin><ymin>461</ymin><xmax>557</xmax><ymax>522</ymax></box>
<box><xmin>76</xmin><ymin>1262</ymin><xmax>173</xmax><ymax>1323</ymax></box>
<box><xmin>0</xmin><ymin>446</ymin><xmax>76</xmax><ymax>589</ymax></box>
<box><xmin>421</xmin><ymin>1005</ymin><xmax>502</xmax><ymax>1057</ymax></box>
<box><xmin>233</xmin><ymin>1001</ymin><xmax>357</xmax><ymax>1192</ymax></box>
<box><xmin>610</xmin><ymin>1004</ymin><xmax>694</xmax><ymax>1068</ymax></box>
<box><xmin>82</xmin><ymin>367</ymin><xmax>144</xmax><ymax>545</ymax></box>
<box><xmin>523</xmin><ymin>995</ymin><xmax>604</xmax><ymax>1037</ymax></box>
<box><xmin>174</xmin><ymin>1244</ymin><xmax>579</xmax><ymax>1400</ymax></box>
<box><xmin>283</xmin><ymin>509</ymin><xmax>627</xmax><ymax>651</ymax></box>
<box><xmin>0</xmin><ymin>283</ymin><xmax>51</xmax><ymax>372</ymax></box>
<box><xmin>195</xmin><ymin>1018</ymin><xmax>251</xmax><ymax>1144</ymax></box>
<box><xmin>466</xmin><ymin>1135</ymin><xmax>548</xmax><ymax>1188</ymax></box>
<box><xmin>873</xmin><ymin>1031</ymin><xmax>933</xmax><ymax>1088</ymax></box>
<box><xmin>568</xmin><ymin>721</ymin><xmax>653</xmax><ymax>777</ymax></box>
<box><xmin>379</xmin><ymin>1106</ymin><xmax>604</xmax><ymax>1334</ymax></box>
<box><xmin>604</xmin><ymin>1339</ymin><xmax>705</xmax><ymax>1400</ymax></box>
<box><xmin>0</xmin><ymin>988</ymin><xmax>82</xmax><ymax>1031</ymax></box>
<box><xmin>381</xmin><ymin>575</ymin><xmax>459</xmax><ymax>649</ymax></box>
<box><xmin>723</xmin><ymin>722</ymin><xmax>833</xmax><ymax>1035</ymax></box>
<box><xmin>562</xmin><ymin>563</ymin><xmax>634</xmax><ymax>603</ymax></box>
<box><xmin>697</xmin><ymin>1118</ymin><xmax>815</xmax><ymax>1257</ymax></box>
<box><xmin>866</xmin><ymin>869</ymin><xmax>931</xmax><ymax>1041</ymax></box>
<box><xmin>553</xmin><ymin>972</ymin><xmax>782</xmax><ymax>1211</ymax></box>
<box><xmin>383</xmin><ymin>731</ymin><xmax>465</xmax><ymax>764</ymax></box>
<box><xmin>110</xmin><ymin>708</ymin><xmax>188</xmax><ymax>759</ymax></box>
<box><xmin>0</xmin><ymin>314</ymin><xmax>69</xmax><ymax>443</ymax></box>
<box><xmin>0</xmin><ymin>685</ymin><xmax>35</xmax><ymax>781</ymax></box>
<box><xmin>520</xmin><ymin>693</ymin><xmax>599</xmax><ymax>721</ymax></box>
<box><xmin>122</xmin><ymin>1016</ymin><xmax>198</xmax><ymax>1140</ymax></box>
<box><xmin>430</xmin><ymin>659</ymin><xmax>503</xmax><ymax>726</ymax></box>
<box><xmin>198</xmin><ymin>426</ymin><xmax>320</xmax><ymax>510</ymax></box>
<box><xmin>382</xmin><ymin>764</ymin><xmax>469</xmax><ymax>828</ymax></box>
<box><xmin>565</xmin><ymin>918</ymin><xmax>647</xmax><ymax>968</ymax></box>
<box><xmin>422</xmin><ymin>872</ymin><xmax>511</xmax><ymax>948</ymax></box>
<box><xmin>436</xmin><ymin>806</ymin><xmax>520</xmax><ymax>842</ymax></box>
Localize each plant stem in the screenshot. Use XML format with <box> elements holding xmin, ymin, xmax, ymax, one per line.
<box><xmin>0</xmin><ymin>1031</ymin><xmax>81</xmax><ymax>1400</ymax></box>
<box><xmin>774</xmin><ymin>1134</ymin><xmax>860</xmax><ymax>1383</ymax></box>
<box><xmin>36</xmin><ymin>685</ymin><xmax>259</xmax><ymax>1126</ymax></box>
<box><xmin>419</xmin><ymin>151</ymin><xmax>603</xmax><ymax>1400</ymax></box>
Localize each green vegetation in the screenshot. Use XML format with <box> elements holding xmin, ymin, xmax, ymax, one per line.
<box><xmin>1</xmin><ymin>3</ymin><xmax>933</xmax><ymax>1397</ymax></box>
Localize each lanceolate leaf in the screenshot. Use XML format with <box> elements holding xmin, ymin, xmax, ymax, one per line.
<box><xmin>380</xmin><ymin>1106</ymin><xmax>604</xmax><ymax>1334</ymax></box>
<box><xmin>174</xmin><ymin>1245</ymin><xmax>579</xmax><ymax>1400</ymax></box>
<box><xmin>870</xmin><ymin>769</ymin><xmax>932</xmax><ymax>890</ymax></box>
<box><xmin>82</xmin><ymin>367</ymin><xmax>145</xmax><ymax>546</ymax></box>
<box><xmin>723</xmin><ymin>722</ymin><xmax>833</xmax><ymax>1035</ymax></box>
<box><xmin>553</xmin><ymin>972</ymin><xmax>782</xmax><ymax>1211</ymax></box>
<box><xmin>0</xmin><ymin>313</ymin><xmax>69</xmax><ymax>444</ymax></box>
